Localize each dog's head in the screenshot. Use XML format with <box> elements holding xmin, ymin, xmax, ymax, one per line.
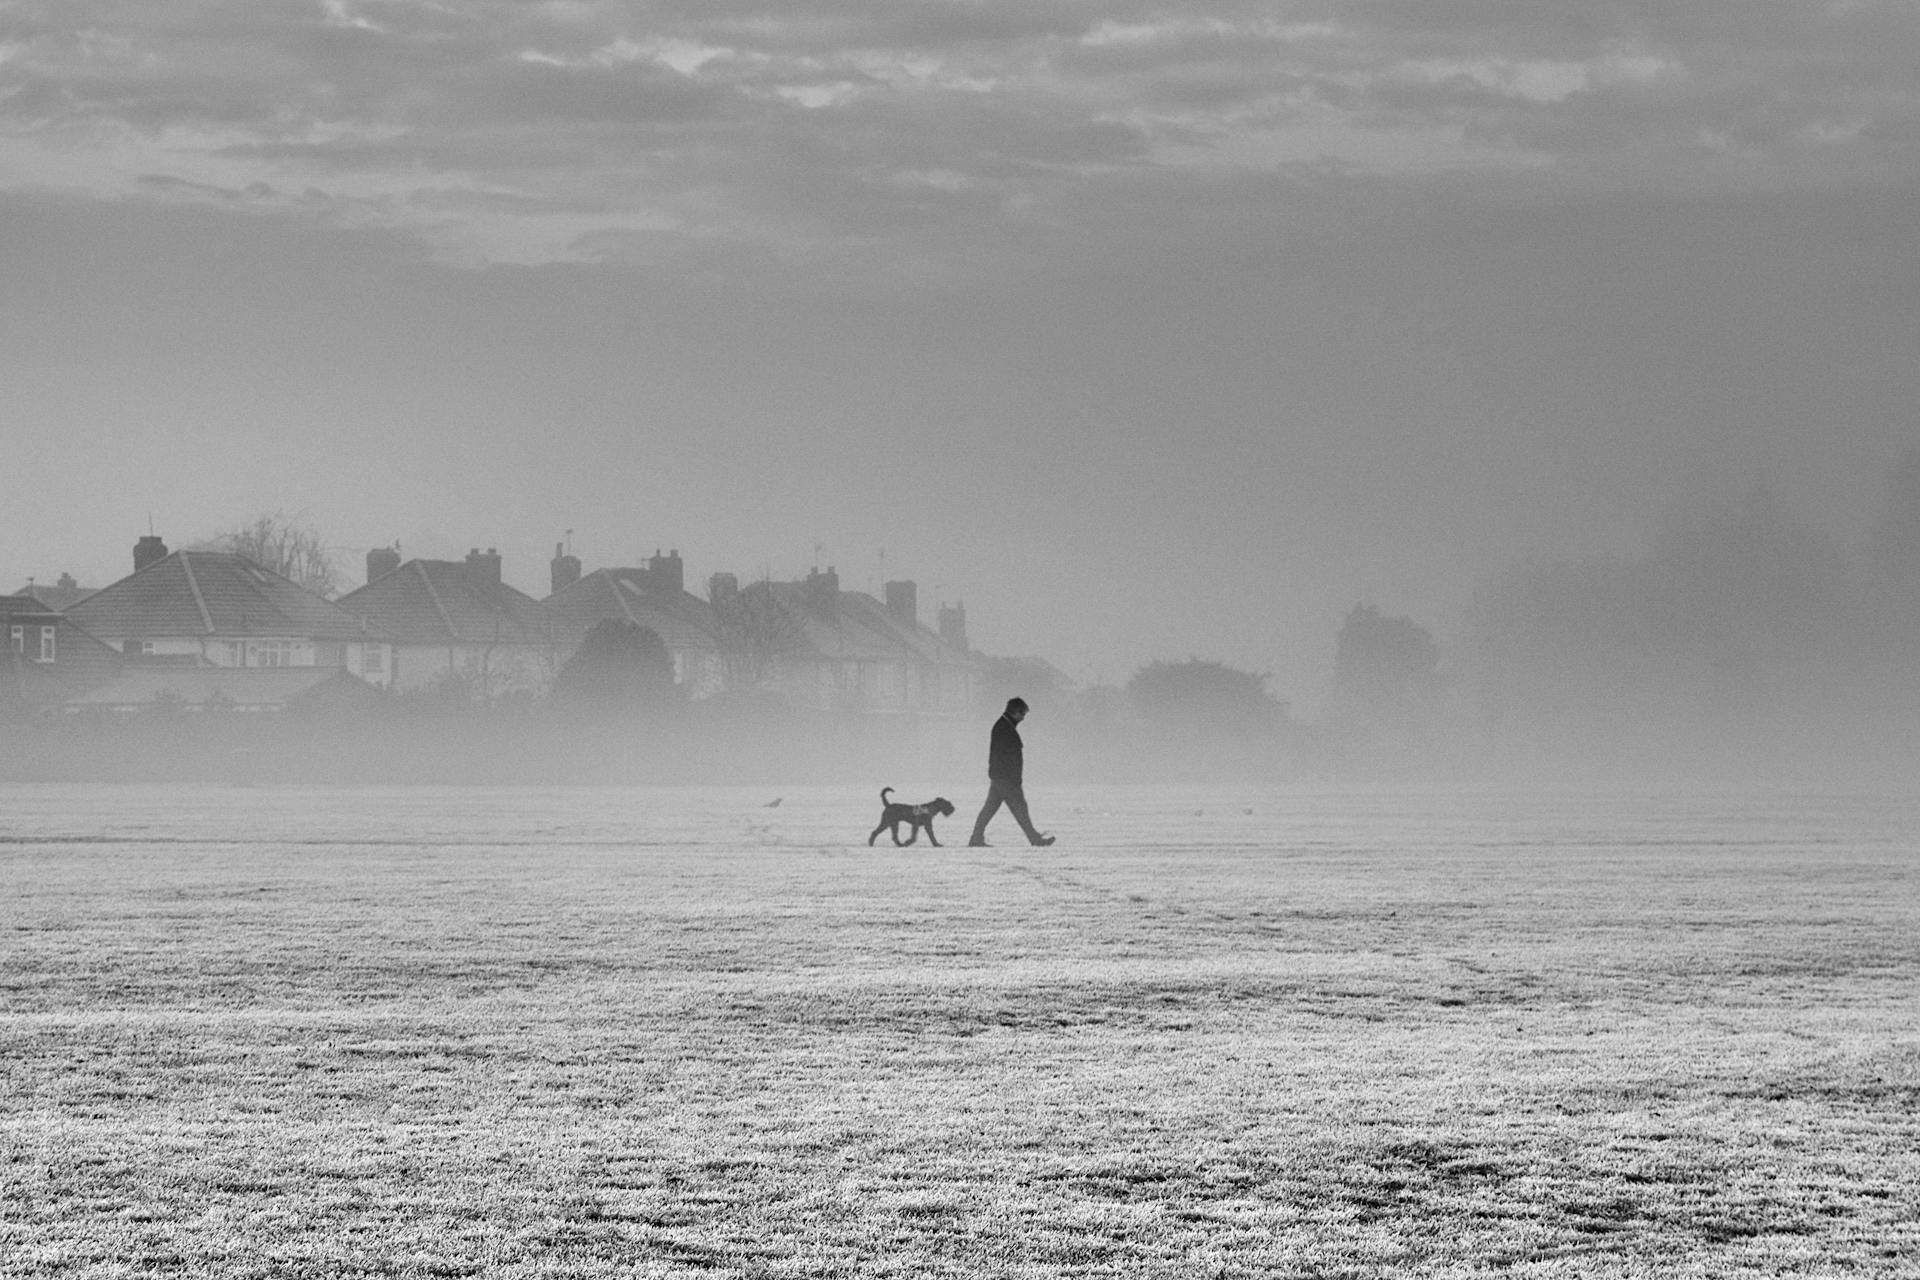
<box><xmin>930</xmin><ymin>798</ymin><xmax>955</xmax><ymax>817</ymax></box>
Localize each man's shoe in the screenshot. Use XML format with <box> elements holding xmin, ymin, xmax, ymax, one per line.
<box><xmin>1033</xmin><ymin>834</ymin><xmax>1055</xmax><ymax>847</ymax></box>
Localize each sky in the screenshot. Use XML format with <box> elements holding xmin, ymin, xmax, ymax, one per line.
<box><xmin>3</xmin><ymin>1</ymin><xmax>1917</xmax><ymax>708</ymax></box>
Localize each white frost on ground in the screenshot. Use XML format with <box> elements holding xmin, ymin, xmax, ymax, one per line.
<box><xmin>2</xmin><ymin>783</ymin><xmax>1917</xmax><ymax>1276</ymax></box>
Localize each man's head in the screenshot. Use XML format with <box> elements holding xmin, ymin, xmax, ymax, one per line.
<box><xmin>1005</xmin><ymin>697</ymin><xmax>1028</xmax><ymax>723</ymax></box>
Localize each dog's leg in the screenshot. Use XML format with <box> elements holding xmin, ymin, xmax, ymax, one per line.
<box><xmin>926</xmin><ymin>823</ymin><xmax>941</xmax><ymax>847</ymax></box>
<box><xmin>869</xmin><ymin>820</ymin><xmax>889</xmax><ymax>846</ymax></box>
<box><xmin>897</xmin><ymin>822</ymin><xmax>918</xmax><ymax>846</ymax></box>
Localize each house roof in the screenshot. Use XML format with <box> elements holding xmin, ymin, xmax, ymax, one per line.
<box><xmin>0</xmin><ymin>594</ymin><xmax>61</xmax><ymax>623</ymax></box>
<box><xmin>67</xmin><ymin>551</ymin><xmax>381</xmax><ymax>643</ymax></box>
<box><xmin>12</xmin><ymin>581</ymin><xmax>93</xmax><ymax>612</ymax></box>
<box><xmin>65</xmin><ymin>665</ymin><xmax>378</xmax><ymax>712</ymax></box>
<box><xmin>335</xmin><ymin>559</ymin><xmax>554</xmax><ymax>646</ymax></box>
<box><xmin>544</xmin><ymin>569</ymin><xmax>721</xmax><ymax>653</ymax></box>
<box><xmin>741</xmin><ymin>581</ymin><xmax>972</xmax><ymax>667</ymax></box>
<box><xmin>836</xmin><ymin>591</ymin><xmax>975</xmax><ymax>667</ymax></box>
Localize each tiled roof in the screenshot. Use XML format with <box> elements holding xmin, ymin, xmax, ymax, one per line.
<box><xmin>336</xmin><ymin>560</ymin><xmax>555</xmax><ymax>646</ymax></box>
<box><xmin>544</xmin><ymin>569</ymin><xmax>721</xmax><ymax>653</ymax></box>
<box><xmin>67</xmin><ymin>552</ymin><xmax>381</xmax><ymax>642</ymax></box>
<box><xmin>65</xmin><ymin>666</ymin><xmax>378</xmax><ymax>711</ymax></box>
<box><xmin>12</xmin><ymin>582</ymin><xmax>94</xmax><ymax>611</ymax></box>
<box><xmin>738</xmin><ymin>582</ymin><xmax>971</xmax><ymax>666</ymax></box>
<box><xmin>0</xmin><ymin>594</ymin><xmax>60</xmax><ymax>622</ymax></box>
<box><xmin>836</xmin><ymin>591</ymin><xmax>974</xmax><ymax>666</ymax></box>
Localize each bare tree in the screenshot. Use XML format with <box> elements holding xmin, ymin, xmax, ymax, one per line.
<box><xmin>711</xmin><ymin>576</ymin><xmax>805</xmax><ymax>693</ymax></box>
<box><xmin>193</xmin><ymin>512</ymin><xmax>340</xmax><ymax>597</ymax></box>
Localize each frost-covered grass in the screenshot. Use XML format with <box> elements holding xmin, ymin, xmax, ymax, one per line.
<box><xmin>3</xmin><ymin>783</ymin><xmax>1918</xmax><ymax>1277</ymax></box>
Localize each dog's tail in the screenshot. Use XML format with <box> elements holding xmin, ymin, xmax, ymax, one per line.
<box><xmin>880</xmin><ymin>786</ymin><xmax>893</xmax><ymax>805</ymax></box>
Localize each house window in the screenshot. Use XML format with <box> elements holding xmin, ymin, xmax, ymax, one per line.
<box><xmin>8</xmin><ymin>625</ymin><xmax>20</xmax><ymax>653</ymax></box>
<box><xmin>361</xmin><ymin>645</ymin><xmax>385</xmax><ymax>676</ymax></box>
<box><xmin>39</xmin><ymin>627</ymin><xmax>55</xmax><ymax>663</ymax></box>
<box><xmin>249</xmin><ymin>641</ymin><xmax>296</xmax><ymax>668</ymax></box>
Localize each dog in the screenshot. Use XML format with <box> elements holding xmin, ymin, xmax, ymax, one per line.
<box><xmin>868</xmin><ymin>786</ymin><xmax>956</xmax><ymax>847</ymax></box>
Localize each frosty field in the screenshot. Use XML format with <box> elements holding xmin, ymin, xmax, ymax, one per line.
<box><xmin>3</xmin><ymin>783</ymin><xmax>1918</xmax><ymax>1278</ymax></box>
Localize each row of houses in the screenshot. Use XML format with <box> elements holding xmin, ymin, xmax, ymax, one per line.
<box><xmin>2</xmin><ymin>536</ymin><xmax>980</xmax><ymax>717</ymax></box>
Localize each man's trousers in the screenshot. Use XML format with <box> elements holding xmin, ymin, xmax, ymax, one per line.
<box><xmin>970</xmin><ymin>778</ymin><xmax>1042</xmax><ymax>845</ymax></box>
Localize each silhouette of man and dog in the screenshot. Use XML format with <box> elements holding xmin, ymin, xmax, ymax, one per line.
<box><xmin>868</xmin><ymin>697</ymin><xmax>1053</xmax><ymax>849</ymax></box>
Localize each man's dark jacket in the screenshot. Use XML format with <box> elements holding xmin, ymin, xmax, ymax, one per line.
<box><xmin>988</xmin><ymin>714</ymin><xmax>1023</xmax><ymax>784</ymax></box>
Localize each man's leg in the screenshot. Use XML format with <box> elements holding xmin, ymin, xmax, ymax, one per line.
<box><xmin>969</xmin><ymin>782</ymin><xmax>1006</xmax><ymax>845</ymax></box>
<box><xmin>1003</xmin><ymin>783</ymin><xmax>1049</xmax><ymax>845</ymax></box>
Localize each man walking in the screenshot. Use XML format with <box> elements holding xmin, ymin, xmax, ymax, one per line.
<box><xmin>968</xmin><ymin>696</ymin><xmax>1054</xmax><ymax>847</ymax></box>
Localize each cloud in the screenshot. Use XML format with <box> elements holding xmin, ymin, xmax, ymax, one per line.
<box><xmin>0</xmin><ymin>0</ymin><xmax>1913</xmax><ymax>266</ymax></box>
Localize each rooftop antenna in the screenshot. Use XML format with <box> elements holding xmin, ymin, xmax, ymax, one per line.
<box><xmin>813</xmin><ymin>541</ymin><xmax>823</xmax><ymax>571</ymax></box>
<box><xmin>565</xmin><ymin>528</ymin><xmax>574</xmax><ymax>555</ymax></box>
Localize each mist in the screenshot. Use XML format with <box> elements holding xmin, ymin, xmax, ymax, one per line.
<box><xmin>5</xmin><ymin>4</ymin><xmax>1919</xmax><ymax>790</ymax></box>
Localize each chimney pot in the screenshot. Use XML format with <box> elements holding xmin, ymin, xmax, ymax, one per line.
<box><xmin>938</xmin><ymin>601</ymin><xmax>969</xmax><ymax>652</ymax></box>
<box><xmin>134</xmin><ymin>535</ymin><xmax>169</xmax><ymax>573</ymax></box>
<box><xmin>465</xmin><ymin>546</ymin><xmax>503</xmax><ymax>587</ymax></box>
<box><xmin>646</xmin><ymin>547</ymin><xmax>685</xmax><ymax>594</ymax></box>
<box><xmin>366</xmin><ymin>545</ymin><xmax>401</xmax><ymax>585</ymax></box>
<box><xmin>550</xmin><ymin>542</ymin><xmax>582</xmax><ymax>595</ymax></box>
<box><xmin>885</xmin><ymin>580</ymin><xmax>918</xmax><ymax>628</ymax></box>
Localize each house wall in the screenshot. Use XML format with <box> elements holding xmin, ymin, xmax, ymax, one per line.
<box><xmin>6</xmin><ymin>619</ymin><xmax>60</xmax><ymax>665</ymax></box>
<box><xmin>0</xmin><ymin>607</ymin><xmax>124</xmax><ymax>700</ymax></box>
<box><xmin>917</xmin><ymin>665</ymin><xmax>975</xmax><ymax>717</ymax></box>
<box><xmin>86</xmin><ymin>635</ymin><xmax>393</xmax><ymax>689</ymax></box>
<box><xmin>239</xmin><ymin>638</ymin><xmax>316</xmax><ymax>668</ymax></box>
<box><xmin>749</xmin><ymin>656</ymin><xmax>974</xmax><ymax>716</ymax></box>
<box><xmin>344</xmin><ymin>642</ymin><xmax>393</xmax><ymax>689</ymax></box>
<box><xmin>392</xmin><ymin>642</ymin><xmax>559</xmax><ymax>700</ymax></box>
<box><xmin>87</xmin><ymin>635</ymin><xmax>311</xmax><ymax>667</ymax></box>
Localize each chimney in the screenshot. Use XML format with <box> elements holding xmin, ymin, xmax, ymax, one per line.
<box><xmin>466</xmin><ymin>547</ymin><xmax>503</xmax><ymax>588</ymax></box>
<box><xmin>708</xmin><ymin>572</ymin><xmax>739</xmax><ymax>606</ymax></box>
<box><xmin>805</xmin><ymin>565</ymin><xmax>839</xmax><ymax>616</ymax></box>
<box><xmin>885</xmin><ymin>580</ymin><xmax>917</xmax><ymax>628</ymax></box>
<box><xmin>647</xmin><ymin>548</ymin><xmax>685</xmax><ymax>594</ymax></box>
<box><xmin>134</xmin><ymin>535</ymin><xmax>169</xmax><ymax>573</ymax></box>
<box><xmin>366</xmin><ymin>545</ymin><xmax>401</xmax><ymax>585</ymax></box>
<box><xmin>938</xmin><ymin>602</ymin><xmax>969</xmax><ymax>652</ymax></box>
<box><xmin>551</xmin><ymin>542</ymin><xmax>582</xmax><ymax>595</ymax></box>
